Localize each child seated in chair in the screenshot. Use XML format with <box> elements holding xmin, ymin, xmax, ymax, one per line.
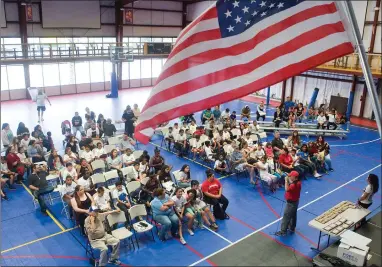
<box><xmin>172</xmin><ymin>187</ymin><xmax>195</xmax><ymax>237</ymax></box>
<box><xmin>257</xmin><ymin>156</ymin><xmax>278</xmax><ymax>192</ymax></box>
<box><xmin>191</xmin><ymin>135</ymin><xmax>204</xmax><ymax>160</ymax></box>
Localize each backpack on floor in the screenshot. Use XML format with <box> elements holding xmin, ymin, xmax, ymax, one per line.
<box><xmin>213</xmin><ymin>204</ymin><xmax>226</xmax><ymax>220</ymax></box>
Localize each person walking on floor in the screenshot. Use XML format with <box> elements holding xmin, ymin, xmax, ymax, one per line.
<box><xmin>275</xmin><ymin>171</ymin><xmax>301</xmax><ymax>236</ymax></box>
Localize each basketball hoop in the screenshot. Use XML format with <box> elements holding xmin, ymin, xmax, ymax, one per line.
<box><xmin>110</xmin><ymin>46</ymin><xmax>134</xmax><ymax>63</ymax></box>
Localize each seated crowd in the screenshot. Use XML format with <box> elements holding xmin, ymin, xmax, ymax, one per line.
<box><xmin>272</xmin><ymin>97</ymin><xmax>347</xmax><ymax>129</ymax></box>
<box><xmin>0</xmin><ymin>102</ymin><xmax>337</xmax><ymax>263</ymax></box>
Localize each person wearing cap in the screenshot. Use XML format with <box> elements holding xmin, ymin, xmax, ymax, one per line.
<box><xmin>241</xmin><ymin>105</ymin><xmax>251</xmax><ymax>119</ymax></box>
<box><xmin>119</xmin><ymin>133</ymin><xmax>136</xmax><ymax>152</ymax></box>
<box><xmin>275</xmin><ymin>171</ymin><xmax>301</xmax><ymax>236</ymax></box>
<box><xmin>85</xmin><ymin>208</ymin><xmax>121</xmax><ymax>266</ymax></box>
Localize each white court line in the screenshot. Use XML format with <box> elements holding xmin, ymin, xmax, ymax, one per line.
<box><xmin>189</xmin><ymin>164</ymin><xmax>382</xmax><ymax>266</ymax></box>
<box><xmin>330</xmin><ymin>138</ymin><xmax>381</xmax><ymax>147</ymax></box>
<box><xmin>351</xmin><ymin>124</ymin><xmax>378</xmax><ymax>132</ymax></box>
<box><xmin>203</xmin><ymin>226</ymin><xmax>233</xmax><ymax>244</ymax></box>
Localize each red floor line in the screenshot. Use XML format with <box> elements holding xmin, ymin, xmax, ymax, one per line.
<box><xmin>229</xmin><ymin>215</ymin><xmax>313</xmax><ymax>261</ymax></box>
<box><xmin>255</xmin><ymin>185</ymin><xmax>318</xmax><ymax>247</ymax></box>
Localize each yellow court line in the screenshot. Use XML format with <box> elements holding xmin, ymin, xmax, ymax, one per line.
<box><xmin>21</xmin><ymin>183</ymin><xmax>66</xmax><ymax>231</ymax></box>
<box><xmin>1</xmin><ymin>227</ymin><xmax>77</xmax><ymax>254</ymax></box>
<box><xmin>149</xmin><ymin>142</ymin><xmax>213</xmax><ymax>170</ymax></box>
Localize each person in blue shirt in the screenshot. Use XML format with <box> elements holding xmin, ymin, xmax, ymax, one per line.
<box><xmin>296</xmin><ymin>144</ymin><xmax>322</xmax><ymax>179</ymax></box>
<box><xmin>213</xmin><ymin>106</ymin><xmax>221</xmax><ymax>122</ymax></box>
<box><xmin>283</xmin><ymin>96</ymin><xmax>296</xmax><ymax>112</ymax></box>
<box><xmin>150</xmin><ymin>188</ymin><xmax>186</xmax><ymax>244</ymax></box>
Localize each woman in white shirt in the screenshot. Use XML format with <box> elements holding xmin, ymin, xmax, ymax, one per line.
<box><xmin>257</xmin><ymin>156</ymin><xmax>278</xmax><ymax>192</ymax></box>
<box><xmin>177</xmin><ymin>164</ymin><xmax>192</xmax><ymax>188</ymax></box>
<box><xmin>358</xmin><ymin>174</ymin><xmax>379</xmax><ymax>209</ymax></box>
<box><xmin>92</xmin><ymin>142</ymin><xmax>106</xmax><ymax>159</ymax></box>
<box><xmin>172</xmin><ymin>187</ymin><xmax>195</xmax><ymax>237</ymax></box>
<box><xmin>107</xmin><ymin>149</ymin><xmax>122</xmax><ymax>171</ymax></box>
<box><xmin>63</xmin><ymin>147</ymin><xmax>78</xmax><ymax>164</ymax></box>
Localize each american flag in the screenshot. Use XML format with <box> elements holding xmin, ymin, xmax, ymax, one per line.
<box><xmin>135</xmin><ymin>0</ymin><xmax>354</xmax><ymax>143</ymax></box>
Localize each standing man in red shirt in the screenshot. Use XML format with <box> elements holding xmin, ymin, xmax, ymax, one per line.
<box><xmin>276</xmin><ymin>171</ymin><xmax>301</xmax><ymax>236</ymax></box>
<box><xmin>201</xmin><ymin>170</ymin><xmax>229</xmax><ymax>220</ymax></box>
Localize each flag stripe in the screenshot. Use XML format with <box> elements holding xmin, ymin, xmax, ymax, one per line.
<box><xmin>168</xmin><ymin>29</ymin><xmax>222</xmax><ymax>61</ymax></box>
<box><xmin>144</xmin><ymin>16</ymin><xmax>343</xmax><ymax>111</ymax></box>
<box><xmin>163</xmin><ymin>1</ymin><xmax>330</xmax><ymax>73</ymax></box>
<box><xmin>136</xmin><ymin>42</ymin><xmax>353</xmax><ymax>137</ymax></box>
<box><xmin>175</xmin><ymin>6</ymin><xmax>218</xmax><ymax>46</ymax></box>
<box><xmin>173</xmin><ymin>18</ymin><xmax>219</xmax><ymax>50</ymax></box>
<box><xmin>152</xmin><ymin>4</ymin><xmax>338</xmax><ymax>96</ymax></box>
<box><xmin>136</xmin><ymin>33</ymin><xmax>352</xmax><ymax>131</ymax></box>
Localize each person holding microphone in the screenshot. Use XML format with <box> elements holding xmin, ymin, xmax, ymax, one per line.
<box><xmin>275</xmin><ymin>171</ymin><xmax>301</xmax><ymax>236</ymax></box>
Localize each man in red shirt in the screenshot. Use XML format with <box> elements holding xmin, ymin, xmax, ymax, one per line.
<box><xmin>201</xmin><ymin>170</ymin><xmax>229</xmax><ymax>219</ymax></box>
<box><xmin>276</xmin><ymin>171</ymin><xmax>301</xmax><ymax>236</ymax></box>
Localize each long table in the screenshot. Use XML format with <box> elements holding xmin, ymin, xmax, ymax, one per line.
<box><xmin>308</xmin><ymin>201</ymin><xmax>371</xmax><ymax>251</ymax></box>
<box><xmin>312</xmin><ymin>211</ymin><xmax>381</xmax><ymax>267</ymax></box>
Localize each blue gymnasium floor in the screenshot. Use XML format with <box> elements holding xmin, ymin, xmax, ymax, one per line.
<box><xmin>1</xmin><ymin>92</ymin><xmax>381</xmax><ymax>266</ymax></box>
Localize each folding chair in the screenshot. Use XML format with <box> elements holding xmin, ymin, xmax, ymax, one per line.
<box><xmin>258</xmin><ymin>132</ymin><xmax>267</xmax><ymax>142</ymax></box>
<box><xmin>250</xmin><ymin>134</ymin><xmax>259</xmax><ymax>145</ymax></box>
<box><xmin>91</xmin><ymin>159</ymin><xmax>106</xmax><ymax>174</ymax></box>
<box><xmin>108</xmin><ymin>136</ymin><xmax>121</xmax><ymax>146</ymax></box>
<box><xmin>83</xmin><ymin>228</ymin><xmax>99</xmax><ymax>267</ymax></box>
<box><xmin>91</xmin><ymin>173</ymin><xmax>106</xmax><ymax>188</ymax></box>
<box><xmin>104</xmin><ymin>170</ymin><xmax>119</xmax><ymax>191</ymax></box>
<box><xmin>106</xmin><ymin>212</ymin><xmax>135</xmax><ymax>250</ymax></box>
<box><xmin>104</xmin><ymin>145</ymin><xmax>116</xmax><ymax>154</ymax></box>
<box><xmin>231</xmin><ymin>128</ymin><xmax>241</xmax><ymax>138</ymax></box>
<box><xmin>56</xmin><ymin>184</ymin><xmax>71</xmax><ymax>219</ymax></box>
<box><xmin>140</xmin><ymin>176</ymin><xmax>150</xmax><ymax>186</ymax></box>
<box><xmin>132</xmin><ymin>150</ymin><xmax>144</xmax><ymax>160</ymax></box>
<box><xmin>126</xmin><ymin>181</ymin><xmax>141</xmax><ymax>204</ymax></box>
<box><xmin>171</xmin><ymin>170</ymin><xmax>181</xmax><ymax>186</ymax></box>
<box><xmin>128</xmin><ymin>204</ymin><xmax>155</xmax><ymax>248</ymax></box>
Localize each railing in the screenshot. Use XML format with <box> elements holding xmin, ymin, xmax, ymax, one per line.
<box><xmin>1</xmin><ymin>42</ymin><xmax>381</xmax><ymax>77</ymax></box>
<box><xmin>316</xmin><ymin>53</ymin><xmax>382</xmax><ymax>76</ymax></box>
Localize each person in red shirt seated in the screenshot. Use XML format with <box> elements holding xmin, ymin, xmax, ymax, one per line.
<box><xmin>276</xmin><ymin>171</ymin><xmax>301</xmax><ymax>236</ymax></box>
<box><xmin>278</xmin><ymin>147</ymin><xmax>295</xmax><ymax>173</ymax></box>
<box><xmin>201</xmin><ymin>170</ymin><xmax>229</xmax><ymax>220</ymax></box>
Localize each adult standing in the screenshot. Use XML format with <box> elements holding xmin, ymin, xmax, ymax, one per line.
<box><xmin>35</xmin><ymin>88</ymin><xmax>51</xmax><ymax>123</ymax></box>
<box><xmin>71</xmin><ymin>112</ymin><xmax>83</xmax><ymax>137</ymax></box>
<box><xmin>71</xmin><ymin>185</ymin><xmax>94</xmax><ymax>235</ymax></box>
<box><xmin>201</xmin><ymin>170</ymin><xmax>229</xmax><ymax>220</ymax></box>
<box><xmin>1</xmin><ymin>123</ymin><xmax>14</xmax><ymax>149</ymax></box>
<box><xmin>358</xmin><ymin>174</ymin><xmax>379</xmax><ymax>209</ymax></box>
<box><xmin>283</xmin><ymin>96</ymin><xmax>295</xmax><ymax>112</ymax></box>
<box><xmin>122</xmin><ymin>105</ymin><xmax>135</xmax><ymax>138</ymax></box>
<box><xmin>28</xmin><ymin>164</ymin><xmax>54</xmax><ymax>215</ymax></box>
<box><xmin>275</xmin><ymin>171</ymin><xmax>301</xmax><ymax>236</ymax></box>
<box><xmin>256</xmin><ymin>101</ymin><xmax>266</xmax><ymax>121</ymax></box>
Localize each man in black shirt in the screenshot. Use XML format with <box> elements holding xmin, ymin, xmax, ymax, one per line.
<box><xmin>271</xmin><ymin>131</ymin><xmax>285</xmax><ymax>158</ymax></box>
<box><xmin>103</xmin><ymin>119</ymin><xmax>117</xmax><ymax>140</ymax></box>
<box><xmin>28</xmin><ymin>164</ymin><xmax>54</xmax><ymax>215</ymax></box>
<box><xmin>79</xmin><ymin>133</ymin><xmax>93</xmax><ymax>150</ymax></box>
<box><xmin>72</xmin><ymin>112</ymin><xmax>83</xmax><ymax>137</ymax></box>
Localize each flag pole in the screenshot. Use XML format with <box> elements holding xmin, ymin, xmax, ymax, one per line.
<box><xmin>343</xmin><ymin>0</ymin><xmax>382</xmax><ymax>137</ymax></box>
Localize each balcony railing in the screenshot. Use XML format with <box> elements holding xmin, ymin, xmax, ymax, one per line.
<box><xmin>316</xmin><ymin>53</ymin><xmax>381</xmax><ymax>76</ymax></box>
<box><xmin>1</xmin><ymin>42</ymin><xmax>381</xmax><ymax>77</ymax></box>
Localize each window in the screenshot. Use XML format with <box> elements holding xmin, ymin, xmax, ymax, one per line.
<box><xmin>104</xmin><ymin>61</ymin><xmax>112</xmax><ymax>82</ymax></box>
<box><xmin>122</xmin><ymin>62</ymin><xmax>129</xmax><ymax>80</ymax></box>
<box><xmin>152</xmin><ymin>38</ymin><xmax>162</xmax><ymax>43</ymax></box>
<box><xmin>2</xmin><ymin>38</ymin><xmax>22</xmax><ymax>58</ymax></box>
<box><xmin>43</xmin><ymin>63</ymin><xmax>60</xmax><ymax>86</ymax></box>
<box><xmin>129</xmin><ymin>59</ymin><xmax>141</xmax><ymax>79</ymax></box>
<box><xmin>29</xmin><ymin>64</ymin><xmax>44</xmax><ymax>87</ymax></box>
<box><xmin>141</xmin><ymin>59</ymin><xmax>151</xmax><ymax>79</ymax></box>
<box><xmin>1</xmin><ymin>66</ymin><xmax>8</xmax><ymax>90</ymax></box>
<box><xmin>59</xmin><ymin>62</ymin><xmax>76</xmax><ymax>86</ymax></box>
<box><xmin>90</xmin><ymin>61</ymin><xmax>105</xmax><ymax>83</ymax></box>
<box><xmin>152</xmin><ymin>59</ymin><xmax>163</xmax><ymax>78</ymax></box>
<box><xmin>140</xmin><ymin>37</ymin><xmax>151</xmax><ymax>43</ymax></box>
<box><xmin>75</xmin><ymin>61</ymin><xmax>90</xmax><ymax>84</ymax></box>
<box><xmin>163</xmin><ymin>38</ymin><xmax>172</xmax><ymax>43</ymax></box>
<box><xmin>7</xmin><ymin>65</ymin><xmax>25</xmax><ymax>90</ymax></box>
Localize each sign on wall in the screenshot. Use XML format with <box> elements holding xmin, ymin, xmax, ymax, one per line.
<box><xmin>124</xmin><ymin>9</ymin><xmax>133</xmax><ymax>24</ymax></box>
<box><xmin>26</xmin><ymin>4</ymin><xmax>33</xmax><ymax>21</ymax></box>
